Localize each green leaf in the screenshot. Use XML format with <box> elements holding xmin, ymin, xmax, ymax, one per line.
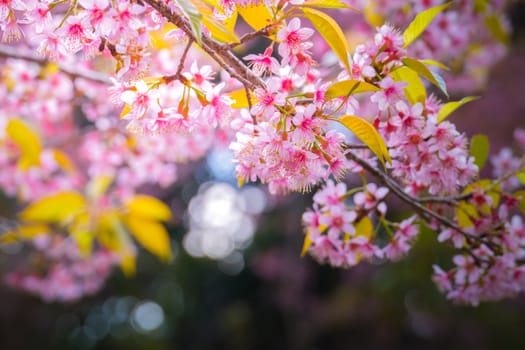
<box><xmin>325</xmin><ymin>80</ymin><xmax>380</xmax><ymax>100</ymax></box>
<box><xmin>485</xmin><ymin>14</ymin><xmax>509</xmax><ymax>46</ymax></box>
<box><xmin>402</xmin><ymin>57</ymin><xmax>448</xmax><ymax>96</ymax></box>
<box><xmin>340</xmin><ymin>115</ymin><xmax>391</xmax><ymax>165</ymax></box>
<box><xmin>474</xmin><ymin>0</ymin><xmax>488</xmax><ymax>13</ymax></box>
<box><xmin>469</xmin><ymin>134</ymin><xmax>490</xmax><ymax>170</ymax></box>
<box><xmin>463</xmin><ymin>180</ymin><xmax>500</xmax><ymax>208</ymax></box>
<box><xmin>126</xmin><ymin>217</ymin><xmax>172</xmax><ymax>262</ymax></box>
<box><xmin>302</xmin><ymin>7</ymin><xmax>350</xmax><ymax>71</ymax></box>
<box><xmin>391</xmin><ymin>66</ymin><xmax>426</xmax><ymax>104</ymax></box>
<box><xmin>437</xmin><ymin>96</ymin><xmax>479</xmax><ymax>123</ymax></box>
<box><xmin>517</xmin><ymin>170</ymin><xmax>525</xmax><ymax>186</ymax></box>
<box><xmin>456</xmin><ymin>202</ymin><xmax>477</xmax><ymax>228</ymax></box>
<box><xmin>6</xmin><ymin>119</ymin><xmax>42</xmax><ymax>170</ymax></box>
<box><xmin>403</xmin><ymin>2</ymin><xmax>452</xmax><ymax>48</ymax></box>
<box><xmin>174</xmin><ymin>0</ymin><xmax>203</xmax><ymax>45</ymax></box>
<box><xmin>514</xmin><ymin>190</ymin><xmax>525</xmax><ymax>213</ymax></box>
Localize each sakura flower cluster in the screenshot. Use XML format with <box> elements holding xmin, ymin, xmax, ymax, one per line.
<box><xmin>427</xmin><ymin>130</ymin><xmax>525</xmax><ymax>305</ymax></box>
<box><xmin>348</xmin><ymin>0</ymin><xmax>509</xmax><ymax>92</ymax></box>
<box><xmin>341</xmin><ymin>24</ymin><xmax>478</xmax><ymax>195</ymax></box>
<box><xmin>1</xmin><ymin>0</ymin><xmax>523</xmax><ymax>309</ymax></box>
<box><xmin>434</xmin><ymin>193</ymin><xmax>525</xmax><ymax>305</ymax></box>
<box><xmin>302</xmin><ymin>181</ymin><xmax>385</xmax><ymax>267</ymax></box>
<box><xmin>6</xmin><ymin>235</ymin><xmax>119</xmax><ymax>302</ymax></box>
<box><xmin>231</xmin><ymin>18</ymin><xmax>347</xmax><ymax>194</ymax></box>
<box><xmin>302</xmin><ymin>179</ymin><xmax>423</xmax><ymax>266</ymax></box>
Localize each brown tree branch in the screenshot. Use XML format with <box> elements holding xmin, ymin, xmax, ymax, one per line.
<box><xmin>140</xmin><ymin>0</ymin><xmax>265</xmax><ymax>90</ymax></box>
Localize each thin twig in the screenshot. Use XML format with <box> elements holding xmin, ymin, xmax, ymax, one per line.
<box><xmin>345</xmin><ymin>151</ymin><xmax>478</xmax><ymax>240</ymax></box>
<box><xmin>227</xmin><ymin>26</ymin><xmax>272</xmax><ymax>49</ymax></box>
<box><xmin>165</xmin><ymin>38</ymin><xmax>194</xmax><ymax>83</ymax></box>
<box><xmin>141</xmin><ymin>0</ymin><xmax>265</xmax><ymax>90</ymax></box>
<box><xmin>244</xmin><ymin>84</ymin><xmax>257</xmax><ymax>124</ymax></box>
<box><xmin>0</xmin><ymin>44</ymin><xmax>110</xmax><ymax>84</ymax></box>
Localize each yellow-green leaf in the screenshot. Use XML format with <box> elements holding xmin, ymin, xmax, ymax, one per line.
<box><xmin>340</xmin><ymin>115</ymin><xmax>391</xmax><ymax>164</ymax></box>
<box><xmin>470</xmin><ymin>134</ymin><xmax>490</xmax><ymax>170</ymax></box>
<box><xmin>6</xmin><ymin>119</ymin><xmax>42</xmax><ymax>170</ymax></box>
<box><xmin>237</xmin><ymin>2</ymin><xmax>273</xmax><ymax>31</ymax></box>
<box><xmin>203</xmin><ymin>16</ymin><xmax>239</xmax><ymax>43</ymax></box>
<box><xmin>437</xmin><ymin>96</ymin><xmax>479</xmax><ymax>123</ymax></box>
<box><xmin>456</xmin><ymin>202</ymin><xmax>478</xmax><ymax>228</ymax></box>
<box><xmin>301</xmin><ymin>230</ymin><xmax>313</xmax><ymax>257</ymax></box>
<box><xmin>363</xmin><ymin>1</ymin><xmax>384</xmax><ymax>27</ymax></box>
<box><xmin>72</xmin><ymin>230</ymin><xmax>94</xmax><ymax>256</ymax></box>
<box><xmin>0</xmin><ymin>224</ymin><xmax>49</xmax><ymax>244</ymax></box>
<box><xmin>38</xmin><ymin>63</ymin><xmax>60</xmax><ymax>79</ymax></box>
<box><xmin>514</xmin><ymin>190</ymin><xmax>525</xmax><ymax>213</ymax></box>
<box><xmin>403</xmin><ymin>2</ymin><xmax>452</xmax><ymax>48</ymax></box>
<box><xmin>190</xmin><ymin>0</ymin><xmax>239</xmax><ymax>43</ymax></box>
<box><xmin>355</xmin><ymin>216</ymin><xmax>373</xmax><ymax>239</ymax></box>
<box><xmin>87</xmin><ymin>176</ymin><xmax>113</xmax><ymax>199</ymax></box>
<box><xmin>237</xmin><ymin>176</ymin><xmax>245</xmax><ymax>188</ymax></box>
<box><xmin>126</xmin><ymin>195</ymin><xmax>172</xmax><ymax>222</ymax></box>
<box><xmin>120</xmin><ymin>103</ymin><xmax>131</xmax><ymax>119</ymax></box>
<box><xmin>325</xmin><ymin>80</ymin><xmax>380</xmax><ymax>100</ymax></box>
<box><xmin>228</xmin><ymin>88</ymin><xmax>257</xmax><ymax>108</ymax></box>
<box><xmin>419</xmin><ymin>59</ymin><xmax>449</xmax><ymax>71</ymax></box>
<box><xmin>517</xmin><ymin>171</ymin><xmax>525</xmax><ymax>186</ymax></box>
<box><xmin>485</xmin><ymin>14</ymin><xmax>509</xmax><ymax>46</ymax></box>
<box><xmin>120</xmin><ymin>252</ymin><xmax>136</xmax><ymax>277</ymax></box>
<box><xmin>474</xmin><ymin>0</ymin><xmax>488</xmax><ymax>13</ymax></box>
<box><xmin>127</xmin><ymin>217</ymin><xmax>172</xmax><ymax>261</ymax></box>
<box><xmin>402</xmin><ymin>57</ymin><xmax>448</xmax><ymax>96</ymax></box>
<box><xmin>301</xmin><ymin>0</ymin><xmax>357</xmax><ymax>10</ymax></box>
<box><xmin>53</xmin><ymin>150</ymin><xmax>76</xmax><ymax>173</ymax></box>
<box><xmin>174</xmin><ymin>0</ymin><xmax>203</xmax><ymax>45</ymax></box>
<box><xmin>149</xmin><ymin>23</ymin><xmax>178</xmax><ymax>49</ymax></box>
<box><xmin>302</xmin><ymin>7</ymin><xmax>350</xmax><ymax>71</ymax></box>
<box><xmin>391</xmin><ymin>66</ymin><xmax>426</xmax><ymax>104</ymax></box>
<box><xmin>20</xmin><ymin>192</ymin><xmax>86</xmax><ymax>224</ymax></box>
<box><xmin>463</xmin><ymin>180</ymin><xmax>500</xmax><ymax>208</ymax></box>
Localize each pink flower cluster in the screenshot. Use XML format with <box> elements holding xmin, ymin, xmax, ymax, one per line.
<box><xmin>6</xmin><ymin>235</ymin><xmax>119</xmax><ymax>302</ymax></box>
<box><xmin>435</xmin><ymin>204</ymin><xmax>525</xmax><ymax>305</ymax></box>
<box><xmin>427</xmin><ymin>130</ymin><xmax>525</xmax><ymax>305</ymax></box>
<box><xmin>490</xmin><ymin>128</ymin><xmax>525</xmax><ymax>191</ymax></box>
<box><xmin>302</xmin><ymin>181</ymin><xmax>382</xmax><ymax>267</ymax></box>
<box><xmin>379</xmin><ymin>101</ymin><xmax>478</xmax><ymax>195</ymax></box>
<box><xmin>302</xmin><ymin>180</ymin><xmax>422</xmax><ymax>267</ymax></box>
<box><xmin>342</xmin><ymin>24</ymin><xmax>478</xmax><ymax>195</ymax></box>
<box><xmin>348</xmin><ymin>0</ymin><xmax>509</xmax><ymax>92</ymax></box>
<box><xmin>1</xmin><ymin>0</ymin><xmax>167</xmax><ymax>79</ymax></box>
<box><xmin>231</xmin><ymin>18</ymin><xmax>348</xmax><ymax>194</ymax></box>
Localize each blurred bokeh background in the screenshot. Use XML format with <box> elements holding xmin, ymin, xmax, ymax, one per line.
<box><xmin>1</xmin><ymin>2</ymin><xmax>525</xmax><ymax>350</ymax></box>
